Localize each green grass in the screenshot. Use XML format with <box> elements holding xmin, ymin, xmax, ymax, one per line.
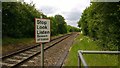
<box><xmin>2</xmin><ymin>33</ymin><xmax>66</xmax><ymax>46</ymax></box>
<box><xmin>64</xmin><ymin>34</ymin><xmax>118</xmax><ymax>67</ymax></box>
<box><xmin>2</xmin><ymin>37</ymin><xmax>35</xmax><ymax>54</ymax></box>
<box><xmin>3</xmin><ymin>38</ymin><xmax>34</xmax><ymax>45</ymax></box>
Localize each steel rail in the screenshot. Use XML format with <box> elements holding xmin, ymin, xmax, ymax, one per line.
<box><xmin>1</xmin><ymin>33</ymin><xmax>72</xmax><ymax>67</ymax></box>
<box><xmin>1</xmin><ymin>33</ymin><xmax>71</xmax><ymax>59</ymax></box>
<box><xmin>78</xmin><ymin>50</ymin><xmax>120</xmax><ymax>68</ymax></box>
<box><xmin>12</xmin><ymin>34</ymin><xmax>71</xmax><ymax>67</ymax></box>
<box><xmin>78</xmin><ymin>50</ymin><xmax>88</xmax><ymax>68</ymax></box>
<box><xmin>81</xmin><ymin>51</ymin><xmax>120</xmax><ymax>54</ymax></box>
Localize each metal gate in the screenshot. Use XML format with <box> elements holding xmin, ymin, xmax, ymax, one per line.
<box><xmin>78</xmin><ymin>50</ymin><xmax>120</xmax><ymax>68</ymax></box>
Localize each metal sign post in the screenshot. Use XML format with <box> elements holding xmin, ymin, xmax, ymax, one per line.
<box><xmin>35</xmin><ymin>18</ymin><xmax>50</xmax><ymax>68</ymax></box>
<box><xmin>41</xmin><ymin>43</ymin><xmax>44</xmax><ymax>68</ymax></box>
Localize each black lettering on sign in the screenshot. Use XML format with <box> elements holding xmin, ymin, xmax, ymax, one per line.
<box><xmin>37</xmin><ymin>30</ymin><xmax>50</xmax><ymax>34</ymax></box>
<box><xmin>37</xmin><ymin>35</ymin><xmax>47</xmax><ymax>37</ymax></box>
<box><xmin>37</xmin><ymin>25</ymin><xmax>47</xmax><ymax>29</ymax></box>
<box><xmin>37</xmin><ymin>38</ymin><xmax>40</xmax><ymax>41</ymax></box>
<box><xmin>40</xmin><ymin>38</ymin><xmax>48</xmax><ymax>41</ymax></box>
<box><xmin>37</xmin><ymin>20</ymin><xmax>47</xmax><ymax>25</ymax></box>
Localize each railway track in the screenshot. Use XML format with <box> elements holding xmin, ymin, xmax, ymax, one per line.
<box><xmin>1</xmin><ymin>33</ymin><xmax>73</xmax><ymax>68</ymax></box>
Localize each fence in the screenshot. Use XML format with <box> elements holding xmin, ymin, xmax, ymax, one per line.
<box><xmin>78</xmin><ymin>50</ymin><xmax>120</xmax><ymax>68</ymax></box>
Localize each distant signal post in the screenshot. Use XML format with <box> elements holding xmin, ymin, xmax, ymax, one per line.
<box><xmin>35</xmin><ymin>18</ymin><xmax>50</xmax><ymax>67</ymax></box>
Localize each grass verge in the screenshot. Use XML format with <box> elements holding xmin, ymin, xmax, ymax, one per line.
<box><xmin>2</xmin><ymin>37</ymin><xmax>35</xmax><ymax>54</ymax></box>
<box><xmin>64</xmin><ymin>34</ymin><xmax>118</xmax><ymax>67</ymax></box>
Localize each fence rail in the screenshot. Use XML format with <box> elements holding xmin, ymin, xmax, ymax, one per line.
<box><xmin>78</xmin><ymin>50</ymin><xmax>120</xmax><ymax>68</ymax></box>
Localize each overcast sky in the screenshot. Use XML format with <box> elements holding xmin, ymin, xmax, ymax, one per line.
<box><xmin>24</xmin><ymin>0</ymin><xmax>90</xmax><ymax>27</ymax></box>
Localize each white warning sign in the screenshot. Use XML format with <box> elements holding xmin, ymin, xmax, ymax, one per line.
<box><xmin>35</xmin><ymin>18</ymin><xmax>50</xmax><ymax>43</ymax></box>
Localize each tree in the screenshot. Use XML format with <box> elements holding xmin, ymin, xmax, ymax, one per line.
<box><xmin>48</xmin><ymin>17</ymin><xmax>58</xmax><ymax>36</ymax></box>
<box><xmin>78</xmin><ymin>2</ymin><xmax>120</xmax><ymax>50</ymax></box>
<box><xmin>2</xmin><ymin>2</ymin><xmax>43</xmax><ymax>38</ymax></box>
<box><xmin>67</xmin><ymin>25</ymin><xmax>80</xmax><ymax>32</ymax></box>
<box><xmin>54</xmin><ymin>15</ymin><xmax>67</xmax><ymax>34</ymax></box>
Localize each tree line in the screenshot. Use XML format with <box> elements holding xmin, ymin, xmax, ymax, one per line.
<box><xmin>78</xmin><ymin>2</ymin><xmax>120</xmax><ymax>50</ymax></box>
<box><xmin>2</xmin><ymin>2</ymin><xmax>80</xmax><ymax>38</ymax></box>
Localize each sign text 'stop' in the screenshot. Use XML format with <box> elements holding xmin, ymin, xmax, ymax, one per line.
<box><xmin>35</xmin><ymin>18</ymin><xmax>50</xmax><ymax>43</ymax></box>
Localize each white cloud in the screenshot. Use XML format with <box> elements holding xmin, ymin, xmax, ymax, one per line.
<box><xmin>24</xmin><ymin>0</ymin><xmax>90</xmax><ymax>27</ymax></box>
<box><xmin>39</xmin><ymin>6</ymin><xmax>58</xmax><ymax>15</ymax></box>
<box><xmin>64</xmin><ymin>10</ymin><xmax>82</xmax><ymax>21</ymax></box>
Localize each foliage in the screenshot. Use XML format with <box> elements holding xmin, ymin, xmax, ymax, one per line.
<box><xmin>54</xmin><ymin>15</ymin><xmax>67</xmax><ymax>34</ymax></box>
<box><xmin>78</xmin><ymin>2</ymin><xmax>120</xmax><ymax>50</ymax></box>
<box><xmin>2</xmin><ymin>2</ymin><xmax>80</xmax><ymax>38</ymax></box>
<box><xmin>67</xmin><ymin>25</ymin><xmax>81</xmax><ymax>32</ymax></box>
<box><xmin>2</xmin><ymin>2</ymin><xmax>42</xmax><ymax>38</ymax></box>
